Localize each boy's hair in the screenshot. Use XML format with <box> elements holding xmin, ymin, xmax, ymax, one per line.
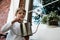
<box><xmin>15</xmin><ymin>8</ymin><xmax>26</xmax><ymax>16</ymax></box>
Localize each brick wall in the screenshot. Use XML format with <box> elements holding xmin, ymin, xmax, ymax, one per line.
<box><xmin>19</xmin><ymin>0</ymin><xmax>25</xmax><ymax>8</ymax></box>
<box><xmin>0</xmin><ymin>0</ymin><xmax>11</xmax><ymax>30</ymax></box>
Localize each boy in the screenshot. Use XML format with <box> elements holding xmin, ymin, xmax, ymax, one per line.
<box><xmin>1</xmin><ymin>8</ymin><xmax>30</xmax><ymax>40</ymax></box>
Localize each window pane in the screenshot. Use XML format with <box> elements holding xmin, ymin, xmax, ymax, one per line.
<box><xmin>32</xmin><ymin>0</ymin><xmax>46</xmax><ymax>25</ymax></box>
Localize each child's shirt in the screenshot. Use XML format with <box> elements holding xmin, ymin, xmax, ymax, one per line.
<box><xmin>1</xmin><ymin>21</ymin><xmax>25</xmax><ymax>40</ymax></box>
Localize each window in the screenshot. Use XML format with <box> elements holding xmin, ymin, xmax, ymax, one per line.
<box><xmin>32</xmin><ymin>0</ymin><xmax>46</xmax><ymax>25</ymax></box>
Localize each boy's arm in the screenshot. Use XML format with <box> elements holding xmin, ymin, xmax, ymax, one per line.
<box><xmin>1</xmin><ymin>17</ymin><xmax>21</xmax><ymax>33</ymax></box>
<box><xmin>1</xmin><ymin>22</ymin><xmax>13</xmax><ymax>33</ymax></box>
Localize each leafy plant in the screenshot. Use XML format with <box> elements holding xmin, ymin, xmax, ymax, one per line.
<box><xmin>41</xmin><ymin>11</ymin><xmax>60</xmax><ymax>26</ymax></box>
<box><xmin>41</xmin><ymin>15</ymin><xmax>47</xmax><ymax>24</ymax></box>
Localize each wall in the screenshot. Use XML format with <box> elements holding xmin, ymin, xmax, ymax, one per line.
<box><xmin>0</xmin><ymin>0</ymin><xmax>11</xmax><ymax>31</ymax></box>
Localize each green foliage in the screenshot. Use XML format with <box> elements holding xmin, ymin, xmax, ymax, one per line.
<box><xmin>41</xmin><ymin>15</ymin><xmax>47</xmax><ymax>24</ymax></box>
<box><xmin>41</xmin><ymin>11</ymin><xmax>60</xmax><ymax>24</ymax></box>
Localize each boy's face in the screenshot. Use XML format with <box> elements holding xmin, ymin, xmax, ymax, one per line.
<box><xmin>16</xmin><ymin>10</ymin><xmax>26</xmax><ymax>21</ymax></box>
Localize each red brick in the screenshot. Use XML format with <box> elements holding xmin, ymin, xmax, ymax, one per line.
<box><xmin>0</xmin><ymin>0</ymin><xmax>11</xmax><ymax>30</ymax></box>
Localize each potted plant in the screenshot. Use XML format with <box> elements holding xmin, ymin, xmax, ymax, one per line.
<box><xmin>41</xmin><ymin>11</ymin><xmax>60</xmax><ymax>26</ymax></box>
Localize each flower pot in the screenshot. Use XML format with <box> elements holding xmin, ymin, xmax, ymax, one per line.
<box><xmin>48</xmin><ymin>20</ymin><xmax>58</xmax><ymax>26</ymax></box>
